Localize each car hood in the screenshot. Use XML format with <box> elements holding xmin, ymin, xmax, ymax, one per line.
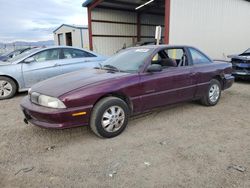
<box><xmin>0</xmin><ymin>61</ymin><xmax>12</xmax><ymax>66</ymax></box>
<box><xmin>31</xmin><ymin>68</ymin><xmax>130</xmax><ymax>98</ymax></box>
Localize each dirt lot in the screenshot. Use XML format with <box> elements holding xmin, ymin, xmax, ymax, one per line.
<box><xmin>0</xmin><ymin>82</ymin><xmax>250</xmax><ymax>188</ymax></box>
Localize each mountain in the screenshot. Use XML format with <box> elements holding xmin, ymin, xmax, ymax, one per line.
<box><xmin>0</xmin><ymin>40</ymin><xmax>54</xmax><ymax>48</ymax></box>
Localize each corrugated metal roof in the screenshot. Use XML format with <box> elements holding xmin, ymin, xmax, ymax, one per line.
<box><xmin>82</xmin><ymin>0</ymin><xmax>165</xmax><ymax>14</ymax></box>
<box><xmin>53</xmin><ymin>24</ymin><xmax>88</xmax><ymax>33</ymax></box>
<box><xmin>82</xmin><ymin>0</ymin><xmax>250</xmax><ymax>8</ymax></box>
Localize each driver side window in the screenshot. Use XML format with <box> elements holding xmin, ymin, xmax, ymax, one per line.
<box><xmin>32</xmin><ymin>49</ymin><xmax>60</xmax><ymax>62</ymax></box>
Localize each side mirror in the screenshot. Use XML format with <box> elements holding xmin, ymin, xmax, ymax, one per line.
<box><xmin>24</xmin><ymin>57</ymin><xmax>35</xmax><ymax>63</ymax></box>
<box><xmin>147</xmin><ymin>64</ymin><xmax>162</xmax><ymax>73</ymax></box>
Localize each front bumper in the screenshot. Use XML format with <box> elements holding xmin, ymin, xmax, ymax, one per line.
<box><xmin>232</xmin><ymin>71</ymin><xmax>250</xmax><ymax>78</ymax></box>
<box><xmin>232</xmin><ymin>63</ymin><xmax>250</xmax><ymax>78</ymax></box>
<box><xmin>20</xmin><ymin>96</ymin><xmax>92</xmax><ymax>129</ymax></box>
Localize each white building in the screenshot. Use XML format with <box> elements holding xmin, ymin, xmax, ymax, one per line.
<box><xmin>54</xmin><ymin>24</ymin><xmax>89</xmax><ymax>49</ymax></box>
<box><xmin>83</xmin><ymin>0</ymin><xmax>250</xmax><ymax>59</ymax></box>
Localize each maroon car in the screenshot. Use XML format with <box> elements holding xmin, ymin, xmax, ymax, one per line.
<box><xmin>21</xmin><ymin>45</ymin><xmax>234</xmax><ymax>138</ymax></box>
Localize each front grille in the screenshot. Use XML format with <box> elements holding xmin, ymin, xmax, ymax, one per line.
<box><xmin>23</xmin><ymin>110</ymin><xmax>32</xmax><ymax>120</ymax></box>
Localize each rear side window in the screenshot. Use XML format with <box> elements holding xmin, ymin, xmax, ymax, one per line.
<box><xmin>62</xmin><ymin>49</ymin><xmax>96</xmax><ymax>59</ymax></box>
<box><xmin>190</xmin><ymin>48</ymin><xmax>211</xmax><ymax>65</ymax></box>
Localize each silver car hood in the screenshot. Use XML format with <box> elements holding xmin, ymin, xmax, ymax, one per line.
<box><xmin>0</xmin><ymin>61</ymin><xmax>12</xmax><ymax>66</ymax></box>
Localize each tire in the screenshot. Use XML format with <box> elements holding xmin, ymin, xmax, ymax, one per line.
<box><xmin>201</xmin><ymin>79</ymin><xmax>221</xmax><ymax>106</ymax></box>
<box><xmin>0</xmin><ymin>76</ymin><xmax>17</xmax><ymax>100</ymax></box>
<box><xmin>90</xmin><ymin>97</ymin><xmax>130</xmax><ymax>138</ymax></box>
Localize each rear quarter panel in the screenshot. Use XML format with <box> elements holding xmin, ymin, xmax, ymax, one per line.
<box><xmin>193</xmin><ymin>61</ymin><xmax>232</xmax><ymax>98</ymax></box>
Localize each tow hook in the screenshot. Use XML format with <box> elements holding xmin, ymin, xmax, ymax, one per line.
<box><xmin>23</xmin><ymin>118</ymin><xmax>29</xmax><ymax>125</ymax></box>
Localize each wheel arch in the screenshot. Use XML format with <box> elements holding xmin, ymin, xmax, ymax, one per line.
<box><xmin>212</xmin><ymin>75</ymin><xmax>224</xmax><ymax>89</ymax></box>
<box><xmin>93</xmin><ymin>92</ymin><xmax>133</xmax><ymax>113</ymax></box>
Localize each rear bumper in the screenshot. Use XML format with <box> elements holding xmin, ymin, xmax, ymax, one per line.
<box><xmin>223</xmin><ymin>75</ymin><xmax>234</xmax><ymax>90</ymax></box>
<box><xmin>20</xmin><ymin>96</ymin><xmax>92</xmax><ymax>129</ymax></box>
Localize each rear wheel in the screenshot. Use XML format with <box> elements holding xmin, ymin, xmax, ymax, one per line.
<box><xmin>0</xmin><ymin>76</ymin><xmax>17</xmax><ymax>100</ymax></box>
<box><xmin>90</xmin><ymin>97</ymin><xmax>130</xmax><ymax>138</ymax></box>
<box><xmin>201</xmin><ymin>79</ymin><xmax>221</xmax><ymax>106</ymax></box>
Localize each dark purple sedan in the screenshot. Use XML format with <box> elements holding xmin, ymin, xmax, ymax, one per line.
<box><xmin>21</xmin><ymin>45</ymin><xmax>234</xmax><ymax>138</ymax></box>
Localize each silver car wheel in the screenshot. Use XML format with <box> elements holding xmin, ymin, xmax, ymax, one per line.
<box><xmin>209</xmin><ymin>84</ymin><xmax>220</xmax><ymax>103</ymax></box>
<box><xmin>0</xmin><ymin>80</ymin><xmax>13</xmax><ymax>97</ymax></box>
<box><xmin>101</xmin><ymin>106</ymin><xmax>125</xmax><ymax>133</ymax></box>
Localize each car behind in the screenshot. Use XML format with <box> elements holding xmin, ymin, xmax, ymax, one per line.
<box><xmin>0</xmin><ymin>46</ymin><xmax>107</xmax><ymax>99</ymax></box>
<box><xmin>0</xmin><ymin>47</ymin><xmax>33</xmax><ymax>62</ymax></box>
<box><xmin>228</xmin><ymin>48</ymin><xmax>250</xmax><ymax>79</ymax></box>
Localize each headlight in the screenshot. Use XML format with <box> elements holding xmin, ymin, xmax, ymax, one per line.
<box><xmin>30</xmin><ymin>92</ymin><xmax>66</xmax><ymax>109</ymax></box>
<box><xmin>38</xmin><ymin>95</ymin><xmax>66</xmax><ymax>109</ymax></box>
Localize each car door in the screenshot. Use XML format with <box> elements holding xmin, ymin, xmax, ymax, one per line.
<box><xmin>139</xmin><ymin>47</ymin><xmax>196</xmax><ymax>111</ymax></box>
<box><xmin>58</xmin><ymin>48</ymin><xmax>102</xmax><ymax>74</ymax></box>
<box><xmin>22</xmin><ymin>48</ymin><xmax>62</xmax><ymax>88</ymax></box>
<box><xmin>188</xmin><ymin>48</ymin><xmax>215</xmax><ymax>99</ymax></box>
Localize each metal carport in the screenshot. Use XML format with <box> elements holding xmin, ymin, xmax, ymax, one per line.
<box><xmin>83</xmin><ymin>0</ymin><xmax>250</xmax><ymax>59</ymax></box>
<box><xmin>83</xmin><ymin>0</ymin><xmax>170</xmax><ymax>55</ymax></box>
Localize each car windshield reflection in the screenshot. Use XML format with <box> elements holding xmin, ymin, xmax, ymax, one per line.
<box><xmin>101</xmin><ymin>48</ymin><xmax>154</xmax><ymax>73</ymax></box>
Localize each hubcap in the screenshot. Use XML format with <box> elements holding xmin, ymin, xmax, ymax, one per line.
<box><xmin>0</xmin><ymin>80</ymin><xmax>12</xmax><ymax>97</ymax></box>
<box><xmin>209</xmin><ymin>84</ymin><xmax>220</xmax><ymax>103</ymax></box>
<box><xmin>101</xmin><ymin>106</ymin><xmax>125</xmax><ymax>133</ymax></box>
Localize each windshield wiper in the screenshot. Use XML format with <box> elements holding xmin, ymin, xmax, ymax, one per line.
<box><xmin>94</xmin><ymin>63</ymin><xmax>103</xmax><ymax>70</ymax></box>
<box><xmin>103</xmin><ymin>64</ymin><xmax>121</xmax><ymax>72</ymax></box>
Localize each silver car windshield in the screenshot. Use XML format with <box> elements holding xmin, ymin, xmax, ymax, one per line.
<box><xmin>243</xmin><ymin>48</ymin><xmax>250</xmax><ymax>54</ymax></box>
<box><xmin>102</xmin><ymin>48</ymin><xmax>154</xmax><ymax>72</ymax></box>
<box><xmin>1</xmin><ymin>51</ymin><xmax>12</xmax><ymax>56</ymax></box>
<box><xmin>7</xmin><ymin>48</ymin><xmax>41</xmax><ymax>63</ymax></box>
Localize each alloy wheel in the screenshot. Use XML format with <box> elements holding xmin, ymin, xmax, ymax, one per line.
<box><xmin>0</xmin><ymin>80</ymin><xmax>13</xmax><ymax>98</ymax></box>
<box><xmin>101</xmin><ymin>106</ymin><xmax>125</xmax><ymax>133</ymax></box>
<box><xmin>209</xmin><ymin>84</ymin><xmax>220</xmax><ymax>103</ymax></box>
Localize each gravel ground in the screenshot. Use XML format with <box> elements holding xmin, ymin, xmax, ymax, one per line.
<box><xmin>0</xmin><ymin>81</ymin><xmax>250</xmax><ymax>188</ymax></box>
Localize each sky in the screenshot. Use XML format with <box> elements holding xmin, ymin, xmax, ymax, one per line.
<box><xmin>0</xmin><ymin>0</ymin><xmax>88</xmax><ymax>42</ymax></box>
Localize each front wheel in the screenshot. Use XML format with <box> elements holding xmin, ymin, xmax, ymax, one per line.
<box><xmin>0</xmin><ymin>76</ymin><xmax>17</xmax><ymax>100</ymax></box>
<box><xmin>201</xmin><ymin>79</ymin><xmax>221</xmax><ymax>106</ymax></box>
<box><xmin>90</xmin><ymin>97</ymin><xmax>130</xmax><ymax>138</ymax></box>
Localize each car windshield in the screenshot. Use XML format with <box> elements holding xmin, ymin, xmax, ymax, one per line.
<box><xmin>101</xmin><ymin>48</ymin><xmax>154</xmax><ymax>72</ymax></box>
<box><xmin>243</xmin><ymin>48</ymin><xmax>250</xmax><ymax>54</ymax></box>
<box><xmin>7</xmin><ymin>48</ymin><xmax>41</xmax><ymax>63</ymax></box>
<box><xmin>1</xmin><ymin>51</ymin><xmax>12</xmax><ymax>56</ymax></box>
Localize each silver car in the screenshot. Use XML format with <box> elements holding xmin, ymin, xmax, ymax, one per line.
<box><xmin>0</xmin><ymin>46</ymin><xmax>107</xmax><ymax>99</ymax></box>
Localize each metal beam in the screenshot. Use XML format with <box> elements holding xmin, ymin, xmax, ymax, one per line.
<box><xmin>137</xmin><ymin>13</ymin><xmax>141</xmax><ymax>42</ymax></box>
<box><xmin>88</xmin><ymin>0</ymin><xmax>103</xmax><ymax>50</ymax></box>
<box><xmin>164</xmin><ymin>0</ymin><xmax>171</xmax><ymax>44</ymax></box>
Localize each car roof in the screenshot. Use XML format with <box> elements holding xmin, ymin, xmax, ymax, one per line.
<box><xmin>128</xmin><ymin>44</ymin><xmax>193</xmax><ymax>50</ymax></box>
<box><xmin>10</xmin><ymin>46</ymin><xmax>103</xmax><ymax>64</ymax></box>
<box><xmin>43</xmin><ymin>46</ymin><xmax>87</xmax><ymax>50</ymax></box>
<box><xmin>37</xmin><ymin>46</ymin><xmax>100</xmax><ymax>55</ymax></box>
